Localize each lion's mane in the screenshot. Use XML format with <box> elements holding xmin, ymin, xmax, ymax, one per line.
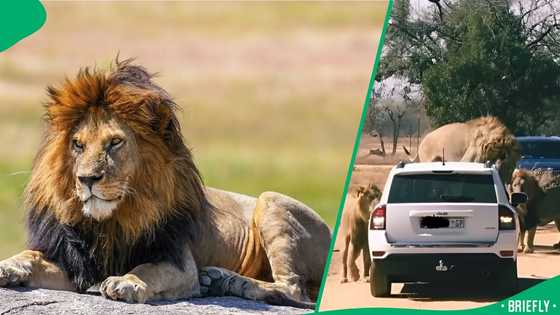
<box><xmin>466</xmin><ymin>116</ymin><xmax>518</xmax><ymax>163</ymax></box>
<box><xmin>24</xmin><ymin>59</ymin><xmax>209</xmax><ymax>291</ymax></box>
<box><xmin>511</xmin><ymin>168</ymin><xmax>560</xmax><ymax>229</ymax></box>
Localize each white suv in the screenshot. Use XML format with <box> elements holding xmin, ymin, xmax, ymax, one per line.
<box><xmin>368</xmin><ymin>162</ymin><xmax>526</xmax><ymax>297</ymax></box>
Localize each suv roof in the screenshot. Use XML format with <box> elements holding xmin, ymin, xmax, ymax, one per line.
<box><xmin>517</xmin><ymin>136</ymin><xmax>560</xmax><ymax>142</ymax></box>
<box><xmin>393</xmin><ymin>162</ymin><xmax>494</xmax><ymax>174</ymax></box>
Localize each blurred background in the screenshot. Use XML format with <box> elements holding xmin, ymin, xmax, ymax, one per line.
<box><xmin>0</xmin><ymin>2</ymin><xmax>387</xmax><ymax>256</ymax></box>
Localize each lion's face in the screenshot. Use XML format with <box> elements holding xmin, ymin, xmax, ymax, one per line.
<box><xmin>26</xmin><ymin>60</ymin><xmax>207</xmax><ymax>239</ymax></box>
<box><xmin>485</xmin><ymin>138</ymin><xmax>519</xmax><ymax>181</ymax></box>
<box><xmin>71</xmin><ymin>113</ymin><xmax>139</xmax><ymax>220</ymax></box>
<box><xmin>510</xmin><ymin>169</ymin><xmax>537</xmax><ymax>200</ymax></box>
<box><xmin>510</xmin><ymin>171</ymin><xmax>526</xmax><ymax>194</ymax></box>
<box><xmin>509</xmin><ymin>169</ymin><xmax>532</xmax><ymax>217</ymax></box>
<box><xmin>356</xmin><ymin>183</ymin><xmax>381</xmax><ymax>205</ymax></box>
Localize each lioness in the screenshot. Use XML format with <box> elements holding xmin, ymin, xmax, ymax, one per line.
<box><xmin>0</xmin><ymin>60</ymin><xmax>331</xmax><ymax>309</ymax></box>
<box><xmin>340</xmin><ymin>183</ymin><xmax>381</xmax><ymax>283</ymax></box>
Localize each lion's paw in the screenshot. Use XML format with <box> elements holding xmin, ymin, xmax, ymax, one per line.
<box><xmin>0</xmin><ymin>261</ymin><xmax>31</xmax><ymax>287</ymax></box>
<box><xmin>100</xmin><ymin>275</ymin><xmax>149</xmax><ymax>303</ymax></box>
<box><xmin>340</xmin><ymin>277</ymin><xmax>348</xmax><ymax>284</ymax></box>
<box><xmin>199</xmin><ymin>266</ymin><xmax>238</xmax><ymax>297</ymax></box>
<box><xmin>349</xmin><ymin>265</ymin><xmax>360</xmax><ymax>282</ymax></box>
<box><xmin>523</xmin><ymin>246</ymin><xmax>535</xmax><ymax>254</ymax></box>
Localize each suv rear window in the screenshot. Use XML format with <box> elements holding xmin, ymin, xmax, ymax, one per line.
<box><xmin>388</xmin><ymin>173</ymin><xmax>497</xmax><ymax>203</ymax></box>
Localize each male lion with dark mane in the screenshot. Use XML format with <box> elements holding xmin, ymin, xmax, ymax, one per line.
<box><xmin>0</xmin><ymin>60</ymin><xmax>330</xmax><ymax>309</ymax></box>
<box><xmin>509</xmin><ymin>169</ymin><xmax>560</xmax><ymax>253</ymax></box>
<box><xmin>405</xmin><ymin>116</ymin><xmax>519</xmax><ymax>184</ymax></box>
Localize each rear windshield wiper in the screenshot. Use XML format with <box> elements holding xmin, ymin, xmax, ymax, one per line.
<box><xmin>439</xmin><ymin>195</ymin><xmax>475</xmax><ymax>202</ymax></box>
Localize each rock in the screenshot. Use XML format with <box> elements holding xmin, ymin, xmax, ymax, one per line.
<box><xmin>0</xmin><ymin>287</ymin><xmax>305</xmax><ymax>315</ymax></box>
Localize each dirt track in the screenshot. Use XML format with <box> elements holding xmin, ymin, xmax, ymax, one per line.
<box><xmin>319</xmin><ymin>194</ymin><xmax>560</xmax><ymax>311</ymax></box>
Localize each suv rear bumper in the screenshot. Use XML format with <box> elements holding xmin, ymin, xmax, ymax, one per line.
<box><xmin>368</xmin><ymin>230</ymin><xmax>517</xmax><ymax>259</ymax></box>
<box><xmin>374</xmin><ymin>253</ymin><xmax>515</xmax><ymax>282</ymax></box>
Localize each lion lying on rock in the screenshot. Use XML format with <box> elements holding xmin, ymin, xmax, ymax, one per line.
<box><xmin>340</xmin><ymin>183</ymin><xmax>381</xmax><ymax>283</ymax></box>
<box><xmin>0</xmin><ymin>60</ymin><xmax>330</xmax><ymax>309</ymax></box>
<box><xmin>509</xmin><ymin>169</ymin><xmax>560</xmax><ymax>253</ymax></box>
<box><xmin>405</xmin><ymin>116</ymin><xmax>519</xmax><ymax>183</ymax></box>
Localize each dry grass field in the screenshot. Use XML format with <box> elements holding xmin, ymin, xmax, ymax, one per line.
<box><xmin>0</xmin><ymin>2</ymin><xmax>388</xmax><ymax>257</ymax></box>
<box><xmin>355</xmin><ymin>133</ymin><xmax>414</xmax><ymax>165</ymax></box>
<box><xmin>349</xmin><ymin>133</ymin><xmax>414</xmax><ymax>194</ymax></box>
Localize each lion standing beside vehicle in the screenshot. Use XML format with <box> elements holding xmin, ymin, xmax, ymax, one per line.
<box><xmin>0</xmin><ymin>60</ymin><xmax>330</xmax><ymax>309</ymax></box>
<box><xmin>509</xmin><ymin>169</ymin><xmax>560</xmax><ymax>253</ymax></box>
<box><xmin>340</xmin><ymin>183</ymin><xmax>381</xmax><ymax>283</ymax></box>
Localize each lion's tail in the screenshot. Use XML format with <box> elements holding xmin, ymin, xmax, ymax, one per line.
<box><xmin>264</xmin><ymin>291</ymin><xmax>316</xmax><ymax>309</ymax></box>
<box><xmin>402</xmin><ymin>145</ymin><xmax>419</xmax><ymax>162</ymax></box>
<box><xmin>402</xmin><ymin>145</ymin><xmax>411</xmax><ymax>156</ymax></box>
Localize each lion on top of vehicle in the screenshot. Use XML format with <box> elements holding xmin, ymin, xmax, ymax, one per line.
<box><xmin>404</xmin><ymin>116</ymin><xmax>519</xmax><ymax>184</ymax></box>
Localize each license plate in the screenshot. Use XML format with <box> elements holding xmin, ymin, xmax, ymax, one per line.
<box><xmin>420</xmin><ymin>216</ymin><xmax>464</xmax><ymax>229</ymax></box>
<box><xmin>448</xmin><ymin>218</ymin><xmax>465</xmax><ymax>229</ymax></box>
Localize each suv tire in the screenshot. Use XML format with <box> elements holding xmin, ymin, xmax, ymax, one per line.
<box><xmin>497</xmin><ymin>260</ymin><xmax>518</xmax><ymax>297</ymax></box>
<box><xmin>370</xmin><ymin>261</ymin><xmax>390</xmax><ymax>297</ymax></box>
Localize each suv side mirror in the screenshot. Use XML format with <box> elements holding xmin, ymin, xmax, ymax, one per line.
<box><xmin>510</xmin><ymin>192</ymin><xmax>528</xmax><ymax>207</ymax></box>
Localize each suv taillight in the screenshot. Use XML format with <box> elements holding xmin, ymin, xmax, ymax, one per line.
<box><xmin>498</xmin><ymin>205</ymin><xmax>515</xmax><ymax>230</ymax></box>
<box><xmin>370</xmin><ymin>205</ymin><xmax>386</xmax><ymax>230</ymax></box>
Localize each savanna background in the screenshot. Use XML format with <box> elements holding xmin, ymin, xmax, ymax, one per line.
<box><xmin>0</xmin><ymin>2</ymin><xmax>388</xmax><ymax>257</ymax></box>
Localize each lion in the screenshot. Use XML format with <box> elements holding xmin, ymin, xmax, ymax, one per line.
<box><xmin>405</xmin><ymin>116</ymin><xmax>519</xmax><ymax>184</ymax></box>
<box><xmin>340</xmin><ymin>183</ymin><xmax>381</xmax><ymax>283</ymax></box>
<box><xmin>0</xmin><ymin>59</ymin><xmax>331</xmax><ymax>309</ymax></box>
<box><xmin>509</xmin><ymin>169</ymin><xmax>560</xmax><ymax>253</ymax></box>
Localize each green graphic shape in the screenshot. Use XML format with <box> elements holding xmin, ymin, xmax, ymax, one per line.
<box><xmin>316</xmin><ymin>275</ymin><xmax>560</xmax><ymax>314</ymax></box>
<box><xmin>314</xmin><ymin>0</ymin><xmax>394</xmax><ymax>311</ymax></box>
<box><xmin>0</xmin><ymin>1</ymin><xmax>46</xmax><ymax>52</ymax></box>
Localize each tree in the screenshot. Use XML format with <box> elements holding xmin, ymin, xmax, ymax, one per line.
<box><xmin>369</xmin><ymin>80</ymin><xmax>421</xmax><ymax>155</ymax></box>
<box><xmin>378</xmin><ymin>0</ymin><xmax>560</xmax><ymax>135</ymax></box>
<box><xmin>384</xmin><ymin>100</ymin><xmax>407</xmax><ymax>155</ymax></box>
<box><xmin>364</xmin><ymin>90</ymin><xmax>388</xmax><ymax>155</ymax></box>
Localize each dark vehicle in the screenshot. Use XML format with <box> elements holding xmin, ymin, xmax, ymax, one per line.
<box><xmin>517</xmin><ymin>136</ymin><xmax>560</xmax><ymax>173</ymax></box>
